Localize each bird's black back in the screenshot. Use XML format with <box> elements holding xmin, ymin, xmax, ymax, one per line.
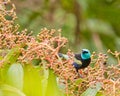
<box><xmin>75</xmin><ymin>54</ymin><xmax>81</xmax><ymax>60</ymax></box>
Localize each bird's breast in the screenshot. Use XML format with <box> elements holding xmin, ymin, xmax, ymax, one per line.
<box><xmin>81</xmin><ymin>58</ymin><xmax>91</xmax><ymax>68</ymax></box>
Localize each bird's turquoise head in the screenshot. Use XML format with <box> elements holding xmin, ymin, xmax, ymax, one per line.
<box><xmin>81</xmin><ymin>49</ymin><xmax>91</xmax><ymax>60</ymax></box>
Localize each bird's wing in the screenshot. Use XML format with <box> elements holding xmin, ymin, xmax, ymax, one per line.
<box><xmin>74</xmin><ymin>54</ymin><xmax>82</xmax><ymax>60</ymax></box>
<box><xmin>74</xmin><ymin>58</ymin><xmax>82</xmax><ymax>65</ymax></box>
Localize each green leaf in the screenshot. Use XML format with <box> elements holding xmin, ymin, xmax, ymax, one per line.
<box><xmin>96</xmin><ymin>91</ymin><xmax>105</xmax><ymax>96</ymax></box>
<box><xmin>5</xmin><ymin>63</ymin><xmax>24</xmax><ymax>91</ymax></box>
<box><xmin>3</xmin><ymin>47</ymin><xmax>21</xmax><ymax>66</ymax></box>
<box><xmin>75</xmin><ymin>78</ymin><xmax>86</xmax><ymax>85</ymax></box>
<box><xmin>0</xmin><ymin>65</ymin><xmax>9</xmax><ymax>82</ymax></box>
<box><xmin>32</xmin><ymin>59</ymin><xmax>41</xmax><ymax>66</ymax></box>
<box><xmin>81</xmin><ymin>82</ymin><xmax>102</xmax><ymax>96</ymax></box>
<box><xmin>23</xmin><ymin>65</ymin><xmax>44</xmax><ymax>96</ymax></box>
<box><xmin>23</xmin><ymin>63</ymin><xmax>65</xmax><ymax>96</ymax></box>
<box><xmin>0</xmin><ymin>84</ymin><xmax>26</xmax><ymax>96</ymax></box>
<box><xmin>45</xmin><ymin>69</ymin><xmax>64</xmax><ymax>96</ymax></box>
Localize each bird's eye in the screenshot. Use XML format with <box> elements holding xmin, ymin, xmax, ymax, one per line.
<box><xmin>83</xmin><ymin>51</ymin><xmax>88</xmax><ymax>54</ymax></box>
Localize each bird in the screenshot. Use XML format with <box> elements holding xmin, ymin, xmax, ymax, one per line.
<box><xmin>58</xmin><ymin>49</ymin><xmax>91</xmax><ymax>77</ymax></box>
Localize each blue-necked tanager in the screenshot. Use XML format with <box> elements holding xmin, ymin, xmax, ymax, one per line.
<box><xmin>58</xmin><ymin>49</ymin><xmax>91</xmax><ymax>77</ymax></box>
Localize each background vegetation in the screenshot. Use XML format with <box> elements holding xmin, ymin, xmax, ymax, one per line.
<box><xmin>12</xmin><ymin>0</ymin><xmax>120</xmax><ymax>52</ymax></box>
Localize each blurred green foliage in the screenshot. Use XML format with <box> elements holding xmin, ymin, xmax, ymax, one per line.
<box><xmin>0</xmin><ymin>48</ymin><xmax>64</xmax><ymax>96</ymax></box>
<box><xmin>13</xmin><ymin>0</ymin><xmax>120</xmax><ymax>52</ymax></box>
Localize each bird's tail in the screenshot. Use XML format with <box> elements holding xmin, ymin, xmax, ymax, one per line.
<box><xmin>58</xmin><ymin>53</ymin><xmax>69</xmax><ymax>60</ymax></box>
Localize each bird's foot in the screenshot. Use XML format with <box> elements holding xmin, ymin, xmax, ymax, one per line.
<box><xmin>77</xmin><ymin>70</ymin><xmax>84</xmax><ymax>78</ymax></box>
<box><xmin>78</xmin><ymin>72</ymin><xmax>83</xmax><ymax>78</ymax></box>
